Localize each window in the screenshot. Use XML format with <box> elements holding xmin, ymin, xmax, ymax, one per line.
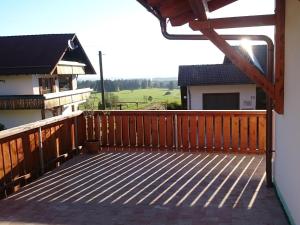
<box><xmin>203</xmin><ymin>93</ymin><xmax>240</xmax><ymax>110</ymax></box>
<box><xmin>58</xmin><ymin>76</ymin><xmax>73</xmax><ymax>92</ymax></box>
<box><xmin>39</xmin><ymin>78</ymin><xmax>54</xmax><ymax>94</ymax></box>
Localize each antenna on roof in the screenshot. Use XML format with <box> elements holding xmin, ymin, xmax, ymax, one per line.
<box><xmin>68</xmin><ymin>40</ymin><xmax>78</xmax><ymax>50</ymax></box>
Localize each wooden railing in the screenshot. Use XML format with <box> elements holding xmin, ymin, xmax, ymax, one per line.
<box><xmin>84</xmin><ymin>110</ymin><xmax>266</xmax><ymax>154</ymax></box>
<box><xmin>0</xmin><ymin>110</ymin><xmax>266</xmax><ymax>197</ymax></box>
<box><xmin>0</xmin><ymin>112</ymin><xmax>84</xmax><ymax>198</ymax></box>
<box><xmin>0</xmin><ymin>88</ymin><xmax>92</xmax><ymax>110</ymax></box>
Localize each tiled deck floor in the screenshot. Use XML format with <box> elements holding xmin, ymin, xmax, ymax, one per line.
<box><xmin>0</xmin><ymin>151</ymin><xmax>289</xmax><ymax>225</ymax></box>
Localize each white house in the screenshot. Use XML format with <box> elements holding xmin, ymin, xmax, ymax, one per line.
<box><xmin>178</xmin><ymin>45</ymin><xmax>266</xmax><ymax>110</ymax></box>
<box><xmin>0</xmin><ymin>34</ymin><xmax>96</xmax><ymax>129</ymax></box>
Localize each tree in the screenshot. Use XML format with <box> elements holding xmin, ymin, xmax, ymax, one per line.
<box><xmin>167</xmin><ymin>81</ymin><xmax>176</xmax><ymax>90</ymax></box>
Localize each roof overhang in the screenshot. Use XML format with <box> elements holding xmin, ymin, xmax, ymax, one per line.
<box><xmin>137</xmin><ymin>0</ymin><xmax>285</xmax><ymax>114</ymax></box>
<box><xmin>51</xmin><ymin>34</ymin><xmax>96</xmax><ymax>75</ymax></box>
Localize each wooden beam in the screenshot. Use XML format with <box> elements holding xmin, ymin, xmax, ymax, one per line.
<box><xmin>274</xmin><ymin>0</ymin><xmax>285</xmax><ymax>114</ymax></box>
<box><xmin>207</xmin><ymin>0</ymin><xmax>237</xmax><ymax>12</ymax></box>
<box><xmin>170</xmin><ymin>11</ymin><xmax>195</xmax><ymax>26</ymax></box>
<box><xmin>189</xmin><ymin>14</ymin><xmax>276</xmax><ymax>29</ymax></box>
<box><xmin>190</xmin><ymin>26</ymin><xmax>275</xmax><ymax>99</ymax></box>
<box><xmin>188</xmin><ymin>0</ymin><xmax>207</xmax><ymax>20</ymax></box>
<box><xmin>159</xmin><ymin>0</ymin><xmax>191</xmax><ymax>18</ymax></box>
<box><xmin>147</xmin><ymin>0</ymin><xmax>164</xmax><ymax>7</ymax></box>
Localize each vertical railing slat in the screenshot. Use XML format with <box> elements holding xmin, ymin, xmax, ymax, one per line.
<box><xmin>198</xmin><ymin>115</ymin><xmax>205</xmax><ymax>151</ymax></box>
<box><xmin>206</xmin><ymin>115</ymin><xmax>214</xmax><ymax>152</ymax></box>
<box><xmin>182</xmin><ymin>115</ymin><xmax>189</xmax><ymax>150</ymax></box>
<box><xmin>151</xmin><ymin>115</ymin><xmax>159</xmax><ymax>149</ymax></box>
<box><xmin>9</xmin><ymin>140</ymin><xmax>19</xmax><ymax>191</ymax></box>
<box><xmin>159</xmin><ymin>115</ymin><xmax>166</xmax><ymax>150</ymax></box>
<box><xmin>122</xmin><ymin>115</ymin><xmax>129</xmax><ymax>148</ymax></box>
<box><xmin>108</xmin><ymin>114</ymin><xmax>115</xmax><ymax>147</ymax></box>
<box><xmin>144</xmin><ymin>115</ymin><xmax>151</xmax><ymax>148</ymax></box>
<box><xmin>189</xmin><ymin>115</ymin><xmax>197</xmax><ymax>151</ymax></box>
<box><xmin>94</xmin><ymin>113</ymin><xmax>100</xmax><ymax>141</ymax></box>
<box><xmin>223</xmin><ymin>115</ymin><xmax>231</xmax><ymax>152</ymax></box>
<box><xmin>136</xmin><ymin>115</ymin><xmax>144</xmax><ymax>147</ymax></box>
<box><xmin>101</xmin><ymin>113</ymin><xmax>108</xmax><ymax>147</ymax></box>
<box><xmin>77</xmin><ymin>115</ymin><xmax>86</xmax><ymax>146</ymax></box>
<box><xmin>231</xmin><ymin>115</ymin><xmax>239</xmax><ymax>152</ymax></box>
<box><xmin>249</xmin><ymin>115</ymin><xmax>258</xmax><ymax>153</ymax></box>
<box><xmin>214</xmin><ymin>115</ymin><xmax>222</xmax><ymax>151</ymax></box>
<box><xmin>115</xmin><ymin>115</ymin><xmax>122</xmax><ymax>147</ymax></box>
<box><xmin>166</xmin><ymin>115</ymin><xmax>174</xmax><ymax>149</ymax></box>
<box><xmin>87</xmin><ymin>116</ymin><xmax>94</xmax><ymax>141</ymax></box>
<box><xmin>258</xmin><ymin>115</ymin><xmax>266</xmax><ymax>152</ymax></box>
<box><xmin>240</xmin><ymin>115</ymin><xmax>249</xmax><ymax>152</ymax></box>
<box><xmin>177</xmin><ymin>115</ymin><xmax>183</xmax><ymax>150</ymax></box>
<box><xmin>2</xmin><ymin>142</ymin><xmax>11</xmax><ymax>189</ymax></box>
<box><xmin>0</xmin><ymin>144</ymin><xmax>5</xmax><ymax>184</ymax></box>
<box><xmin>129</xmin><ymin>115</ymin><xmax>136</xmax><ymax>147</ymax></box>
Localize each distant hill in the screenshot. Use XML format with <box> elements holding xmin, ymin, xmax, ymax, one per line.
<box><xmin>152</xmin><ymin>77</ymin><xmax>177</xmax><ymax>82</ymax></box>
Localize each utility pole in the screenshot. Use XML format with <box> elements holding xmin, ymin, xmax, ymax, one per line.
<box><xmin>99</xmin><ymin>51</ymin><xmax>105</xmax><ymax>110</ymax></box>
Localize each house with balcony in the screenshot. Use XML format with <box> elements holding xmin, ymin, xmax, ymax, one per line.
<box><xmin>0</xmin><ymin>33</ymin><xmax>96</xmax><ymax>128</ymax></box>
<box><xmin>179</xmin><ymin>45</ymin><xmax>266</xmax><ymax>110</ymax></box>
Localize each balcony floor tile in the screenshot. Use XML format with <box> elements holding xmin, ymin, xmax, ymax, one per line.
<box><xmin>0</xmin><ymin>151</ymin><xmax>289</xmax><ymax>225</ymax></box>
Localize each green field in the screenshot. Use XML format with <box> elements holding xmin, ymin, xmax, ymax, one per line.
<box><xmin>82</xmin><ymin>88</ymin><xmax>181</xmax><ymax>110</ymax></box>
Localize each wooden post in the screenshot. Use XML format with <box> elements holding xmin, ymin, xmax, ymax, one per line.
<box><xmin>99</xmin><ymin>51</ymin><xmax>106</xmax><ymax>110</ymax></box>
<box><xmin>266</xmin><ymin>43</ymin><xmax>274</xmax><ymax>188</ymax></box>
<box><xmin>38</xmin><ymin>127</ymin><xmax>45</xmax><ymax>174</ymax></box>
<box><xmin>274</xmin><ymin>0</ymin><xmax>285</xmax><ymax>114</ymax></box>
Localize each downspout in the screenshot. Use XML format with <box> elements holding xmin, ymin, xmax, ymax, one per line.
<box><xmin>138</xmin><ymin>1</ymin><xmax>274</xmax><ymax>186</ymax></box>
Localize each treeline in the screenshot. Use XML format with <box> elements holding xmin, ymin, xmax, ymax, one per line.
<box><xmin>78</xmin><ymin>79</ymin><xmax>178</xmax><ymax>92</ymax></box>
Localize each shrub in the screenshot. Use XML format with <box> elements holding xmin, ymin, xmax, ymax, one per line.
<box><xmin>166</xmin><ymin>102</ymin><xmax>183</xmax><ymax>110</ymax></box>
<box><xmin>164</xmin><ymin>91</ymin><xmax>171</xmax><ymax>96</ymax></box>
<box><xmin>98</xmin><ymin>93</ymin><xmax>119</xmax><ymax>109</ymax></box>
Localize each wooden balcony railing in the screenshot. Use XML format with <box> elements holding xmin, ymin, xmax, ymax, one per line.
<box><xmin>84</xmin><ymin>110</ymin><xmax>266</xmax><ymax>153</ymax></box>
<box><xmin>0</xmin><ymin>112</ymin><xmax>84</xmax><ymax>198</ymax></box>
<box><xmin>0</xmin><ymin>88</ymin><xmax>92</xmax><ymax>110</ymax></box>
<box><xmin>0</xmin><ymin>110</ymin><xmax>266</xmax><ymax>197</ymax></box>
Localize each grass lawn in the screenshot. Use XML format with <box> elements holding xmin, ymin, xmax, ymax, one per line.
<box><xmin>81</xmin><ymin>88</ymin><xmax>181</xmax><ymax>110</ymax></box>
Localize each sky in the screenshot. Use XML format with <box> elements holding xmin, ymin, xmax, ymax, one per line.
<box><xmin>0</xmin><ymin>0</ymin><xmax>274</xmax><ymax>80</ymax></box>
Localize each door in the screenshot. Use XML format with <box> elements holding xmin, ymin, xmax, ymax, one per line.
<box><xmin>203</xmin><ymin>93</ymin><xmax>240</xmax><ymax>110</ymax></box>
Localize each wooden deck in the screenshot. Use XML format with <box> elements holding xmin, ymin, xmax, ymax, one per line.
<box><xmin>0</xmin><ymin>151</ymin><xmax>288</xmax><ymax>225</ymax></box>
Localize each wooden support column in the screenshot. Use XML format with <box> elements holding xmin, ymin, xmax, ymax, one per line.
<box><xmin>274</xmin><ymin>0</ymin><xmax>285</xmax><ymax>114</ymax></box>
<box><xmin>189</xmin><ymin>26</ymin><xmax>275</xmax><ymax>99</ymax></box>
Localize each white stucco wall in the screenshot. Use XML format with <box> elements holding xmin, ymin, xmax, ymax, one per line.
<box><xmin>187</xmin><ymin>84</ymin><xmax>256</xmax><ymax>110</ymax></box>
<box><xmin>0</xmin><ymin>75</ymin><xmax>35</xmax><ymax>95</ymax></box>
<box><xmin>274</xmin><ymin>1</ymin><xmax>300</xmax><ymax>224</ymax></box>
<box><xmin>62</xmin><ymin>105</ymin><xmax>73</xmax><ymax>115</ymax></box>
<box><xmin>0</xmin><ymin>110</ymin><xmax>42</xmax><ymax>129</ymax></box>
<box><xmin>72</xmin><ymin>75</ymin><xmax>77</xmax><ymax>90</ymax></box>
